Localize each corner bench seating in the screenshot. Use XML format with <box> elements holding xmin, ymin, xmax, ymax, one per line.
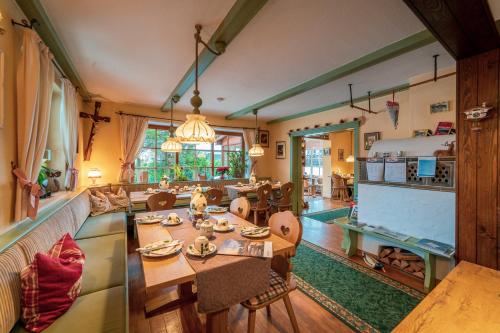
<box><xmin>0</xmin><ymin>190</ymin><xmax>128</xmax><ymax>333</ymax></box>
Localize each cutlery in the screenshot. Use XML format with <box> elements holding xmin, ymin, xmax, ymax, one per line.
<box><xmin>137</xmin><ymin>240</ymin><xmax>182</xmax><ymax>253</ymax></box>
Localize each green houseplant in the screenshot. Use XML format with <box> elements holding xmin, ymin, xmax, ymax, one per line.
<box><xmin>228</xmin><ymin>152</ymin><xmax>244</xmax><ymax>178</ymax></box>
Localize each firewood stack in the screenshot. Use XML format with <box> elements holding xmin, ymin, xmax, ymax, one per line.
<box><xmin>378</xmin><ymin>247</ymin><xmax>425</xmax><ymax>279</ymax></box>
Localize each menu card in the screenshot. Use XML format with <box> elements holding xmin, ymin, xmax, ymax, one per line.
<box><xmin>218</xmin><ymin>239</ymin><xmax>273</xmax><ymax>258</ymax></box>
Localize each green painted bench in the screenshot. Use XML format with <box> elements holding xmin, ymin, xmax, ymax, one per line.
<box><xmin>332</xmin><ymin>217</ymin><xmax>454</xmax><ymax>292</ymax></box>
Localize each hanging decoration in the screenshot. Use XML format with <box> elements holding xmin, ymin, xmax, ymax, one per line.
<box><xmin>176</xmin><ymin>25</ymin><xmax>224</xmax><ymax>144</ymax></box>
<box><xmin>386</xmin><ymin>90</ymin><xmax>399</xmax><ymax>129</ymax></box>
<box><xmin>161</xmin><ymin>95</ymin><xmax>182</xmax><ymax>153</ymax></box>
<box><xmin>248</xmin><ymin>109</ymin><xmax>264</xmax><ymax>157</ymax></box>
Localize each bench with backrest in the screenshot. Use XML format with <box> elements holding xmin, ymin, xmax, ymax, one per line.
<box><xmin>0</xmin><ymin>189</ymin><xmax>128</xmax><ymax>333</ymax></box>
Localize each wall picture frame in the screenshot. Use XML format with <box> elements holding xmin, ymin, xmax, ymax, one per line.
<box><xmin>276</xmin><ymin>141</ymin><xmax>286</xmax><ymax>159</ymax></box>
<box><xmin>258</xmin><ymin>130</ymin><xmax>269</xmax><ymax>147</ymax></box>
<box><xmin>430</xmin><ymin>101</ymin><xmax>450</xmax><ymax>114</ymax></box>
<box><xmin>338</xmin><ymin>148</ymin><xmax>344</xmax><ymax>161</ymax></box>
<box><xmin>364</xmin><ymin>132</ymin><xmax>380</xmax><ymax>150</ymax></box>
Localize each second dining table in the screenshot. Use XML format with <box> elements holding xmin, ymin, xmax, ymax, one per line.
<box><xmin>135</xmin><ymin>207</ymin><xmax>295</xmax><ymax>333</ymax></box>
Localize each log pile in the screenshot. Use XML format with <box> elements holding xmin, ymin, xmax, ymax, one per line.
<box><xmin>378</xmin><ymin>247</ymin><xmax>425</xmax><ymax>279</ymax></box>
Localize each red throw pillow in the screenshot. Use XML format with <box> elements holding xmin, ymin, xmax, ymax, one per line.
<box><xmin>21</xmin><ymin>234</ymin><xmax>85</xmax><ymax>332</ymax></box>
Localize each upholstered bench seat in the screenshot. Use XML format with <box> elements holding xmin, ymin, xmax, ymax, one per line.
<box><xmin>74</xmin><ymin>212</ymin><xmax>127</xmax><ymax>240</ymax></box>
<box><xmin>76</xmin><ymin>233</ymin><xmax>126</xmax><ymax>296</ymax></box>
<box><xmin>11</xmin><ymin>286</ymin><xmax>126</xmax><ymax>333</ymax></box>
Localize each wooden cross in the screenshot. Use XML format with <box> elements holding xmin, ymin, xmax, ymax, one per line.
<box><xmin>79</xmin><ymin>101</ymin><xmax>110</xmax><ymax>161</ymax></box>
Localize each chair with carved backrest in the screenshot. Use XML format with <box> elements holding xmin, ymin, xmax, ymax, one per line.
<box><xmin>250</xmin><ymin>183</ymin><xmax>272</xmax><ymax>225</ymax></box>
<box><xmin>332</xmin><ymin>174</ymin><xmax>349</xmax><ymax>201</ymax></box>
<box><xmin>205</xmin><ymin>188</ymin><xmax>223</xmax><ymax>206</ymax></box>
<box><xmin>146</xmin><ymin>192</ymin><xmax>176</xmax><ymax>211</ymax></box>
<box><xmin>241</xmin><ymin>211</ymin><xmax>303</xmax><ymax>333</ymax></box>
<box><xmin>230</xmin><ymin>197</ymin><xmax>251</xmax><ymax>219</ymax></box>
<box><xmin>270</xmin><ymin>182</ymin><xmax>294</xmax><ymax>213</ymax></box>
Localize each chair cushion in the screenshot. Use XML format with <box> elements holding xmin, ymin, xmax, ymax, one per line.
<box><xmin>76</xmin><ymin>234</ymin><xmax>125</xmax><ymax>295</ymax></box>
<box><xmin>74</xmin><ymin>212</ymin><xmax>126</xmax><ymax>240</ymax></box>
<box><xmin>244</xmin><ymin>270</ymin><xmax>288</xmax><ymax>306</ymax></box>
<box><xmin>11</xmin><ymin>286</ymin><xmax>126</xmax><ymax>333</ymax></box>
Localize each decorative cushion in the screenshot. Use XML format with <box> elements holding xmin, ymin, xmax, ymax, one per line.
<box><xmin>88</xmin><ymin>191</ymin><xmax>112</xmax><ymax>216</ymax></box>
<box><xmin>244</xmin><ymin>270</ymin><xmax>288</xmax><ymax>306</ymax></box>
<box><xmin>105</xmin><ymin>187</ymin><xmax>130</xmax><ymax>208</ymax></box>
<box><xmin>20</xmin><ymin>234</ymin><xmax>85</xmax><ymax>332</ymax></box>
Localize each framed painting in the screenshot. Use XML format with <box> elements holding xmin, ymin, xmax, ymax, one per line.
<box><xmin>276</xmin><ymin>141</ymin><xmax>286</xmax><ymax>159</ymax></box>
<box><xmin>338</xmin><ymin>148</ymin><xmax>344</xmax><ymax>161</ymax></box>
<box><xmin>364</xmin><ymin>132</ymin><xmax>380</xmax><ymax>150</ymax></box>
<box><xmin>259</xmin><ymin>130</ymin><xmax>270</xmax><ymax>147</ymax></box>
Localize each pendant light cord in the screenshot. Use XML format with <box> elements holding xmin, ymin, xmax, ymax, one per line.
<box><xmin>253</xmin><ymin>109</ymin><xmax>259</xmax><ymax>144</ymax></box>
<box><xmin>170</xmin><ymin>99</ymin><xmax>174</xmax><ymax>135</ymax></box>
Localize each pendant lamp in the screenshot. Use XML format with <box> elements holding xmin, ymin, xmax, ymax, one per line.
<box><xmin>176</xmin><ymin>25</ymin><xmax>221</xmax><ymax>144</ymax></box>
<box><xmin>161</xmin><ymin>95</ymin><xmax>183</xmax><ymax>153</ymax></box>
<box><xmin>248</xmin><ymin>109</ymin><xmax>264</xmax><ymax>157</ymax></box>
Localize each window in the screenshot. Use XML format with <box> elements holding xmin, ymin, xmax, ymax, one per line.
<box><xmin>304</xmin><ymin>148</ymin><xmax>323</xmax><ymax>178</ymax></box>
<box><xmin>134</xmin><ymin>126</ymin><xmax>246</xmax><ymax>183</ymax></box>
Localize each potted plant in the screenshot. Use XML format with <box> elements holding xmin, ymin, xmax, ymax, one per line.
<box><xmin>216</xmin><ymin>166</ymin><xmax>230</xmax><ymax>179</ymax></box>
<box><xmin>228</xmin><ymin>152</ymin><xmax>244</xmax><ymax>179</ymax></box>
<box><xmin>173</xmin><ymin>165</ymin><xmax>188</xmax><ymax>181</ymax></box>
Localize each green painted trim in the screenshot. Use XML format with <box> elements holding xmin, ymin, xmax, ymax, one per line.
<box><xmin>267</xmin><ymin>83</ymin><xmax>410</xmax><ymax>124</ymax></box>
<box><xmin>162</xmin><ymin>0</ymin><xmax>268</xmax><ymax>111</ymax></box>
<box><xmin>15</xmin><ymin>0</ymin><xmax>89</xmax><ymax>97</ymax></box>
<box><xmin>227</xmin><ymin>30</ymin><xmax>435</xmax><ymax>120</ymax></box>
<box><xmin>290</xmin><ymin>121</ymin><xmax>360</xmax><ymax>210</ymax></box>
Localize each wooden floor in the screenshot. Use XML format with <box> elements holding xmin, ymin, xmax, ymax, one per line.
<box><xmin>128</xmin><ymin>199</ymin><xmax>425</xmax><ymax>333</ymax></box>
<box><xmin>302</xmin><ymin>196</ymin><xmax>348</xmax><ymax>215</ymax></box>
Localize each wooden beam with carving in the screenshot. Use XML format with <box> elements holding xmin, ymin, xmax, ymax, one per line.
<box><xmin>79</xmin><ymin>102</ymin><xmax>110</xmax><ymax>161</ymax></box>
<box><xmin>403</xmin><ymin>0</ymin><xmax>500</xmax><ymax>60</ymax></box>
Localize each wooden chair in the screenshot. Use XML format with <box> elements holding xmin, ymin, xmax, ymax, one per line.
<box><xmin>205</xmin><ymin>188</ymin><xmax>223</xmax><ymax>205</ymax></box>
<box><xmin>250</xmin><ymin>184</ymin><xmax>272</xmax><ymax>225</ymax></box>
<box><xmin>332</xmin><ymin>174</ymin><xmax>350</xmax><ymax>201</ymax></box>
<box><xmin>146</xmin><ymin>192</ymin><xmax>176</xmax><ymax>211</ymax></box>
<box><xmin>270</xmin><ymin>182</ymin><xmax>294</xmax><ymax>212</ymax></box>
<box><xmin>242</xmin><ymin>211</ymin><xmax>303</xmax><ymax>333</ymax></box>
<box><xmin>230</xmin><ymin>197</ymin><xmax>251</xmax><ymax>219</ymax></box>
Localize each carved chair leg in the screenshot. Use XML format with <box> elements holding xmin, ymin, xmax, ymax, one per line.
<box><xmin>248</xmin><ymin>309</ymin><xmax>256</xmax><ymax>333</ymax></box>
<box><xmin>266</xmin><ymin>305</ymin><xmax>272</xmax><ymax>317</ymax></box>
<box><xmin>253</xmin><ymin>210</ymin><xmax>258</xmax><ymax>225</ymax></box>
<box><xmin>283</xmin><ymin>294</ymin><xmax>300</xmax><ymax>333</ymax></box>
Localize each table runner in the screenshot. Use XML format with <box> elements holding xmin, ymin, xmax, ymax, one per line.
<box><xmin>168</xmin><ymin>210</ymin><xmax>271</xmax><ymax>313</ymax></box>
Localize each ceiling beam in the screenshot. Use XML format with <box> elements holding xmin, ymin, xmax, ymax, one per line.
<box><xmin>161</xmin><ymin>0</ymin><xmax>268</xmax><ymax>111</ymax></box>
<box><xmin>266</xmin><ymin>83</ymin><xmax>410</xmax><ymax>125</ymax></box>
<box><xmin>403</xmin><ymin>0</ymin><xmax>500</xmax><ymax>60</ymax></box>
<box><xmin>226</xmin><ymin>30</ymin><xmax>436</xmax><ymax>120</ymax></box>
<box><xmin>15</xmin><ymin>0</ymin><xmax>89</xmax><ymax>98</ymax></box>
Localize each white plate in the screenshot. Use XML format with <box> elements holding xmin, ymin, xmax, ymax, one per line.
<box><xmin>241</xmin><ymin>227</ymin><xmax>270</xmax><ymax>238</ymax></box>
<box><xmin>207</xmin><ymin>206</ymin><xmax>228</xmax><ymax>214</ymax></box>
<box><xmin>213</xmin><ymin>224</ymin><xmax>235</xmax><ymax>232</ymax></box>
<box><xmin>187</xmin><ymin>243</ymin><xmax>217</xmax><ymax>257</ymax></box>
<box><xmin>136</xmin><ymin>215</ymin><xmax>165</xmax><ymax>224</ymax></box>
<box><xmin>139</xmin><ymin>240</ymin><xmax>183</xmax><ymax>257</ymax></box>
<box><xmin>161</xmin><ymin>218</ymin><xmax>183</xmax><ymax>226</ymax></box>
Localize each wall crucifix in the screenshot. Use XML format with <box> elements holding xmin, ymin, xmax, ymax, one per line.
<box><xmin>79</xmin><ymin>101</ymin><xmax>110</xmax><ymax>161</ymax></box>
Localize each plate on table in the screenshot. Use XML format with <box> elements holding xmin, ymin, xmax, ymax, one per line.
<box><xmin>144</xmin><ymin>189</ymin><xmax>160</xmax><ymax>194</ymax></box>
<box><xmin>161</xmin><ymin>218</ymin><xmax>183</xmax><ymax>226</ymax></box>
<box><xmin>187</xmin><ymin>243</ymin><xmax>217</xmax><ymax>257</ymax></box>
<box><xmin>206</xmin><ymin>206</ymin><xmax>228</xmax><ymax>214</ymax></box>
<box><xmin>241</xmin><ymin>226</ymin><xmax>270</xmax><ymax>238</ymax></box>
<box><xmin>213</xmin><ymin>224</ymin><xmax>235</xmax><ymax>232</ymax></box>
<box><xmin>136</xmin><ymin>214</ymin><xmax>165</xmax><ymax>224</ymax></box>
<box><xmin>138</xmin><ymin>240</ymin><xmax>183</xmax><ymax>257</ymax></box>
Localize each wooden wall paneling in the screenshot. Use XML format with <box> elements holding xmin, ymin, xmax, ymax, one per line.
<box><xmin>476</xmin><ymin>49</ymin><xmax>499</xmax><ymax>269</ymax></box>
<box><xmin>457</xmin><ymin>56</ymin><xmax>479</xmax><ymax>263</ymax></box>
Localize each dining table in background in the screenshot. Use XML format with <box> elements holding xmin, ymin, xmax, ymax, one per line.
<box><xmin>224</xmin><ymin>183</ymin><xmax>281</xmax><ymax>198</ymax></box>
<box><xmin>135</xmin><ymin>208</ymin><xmax>295</xmax><ymax>333</ymax></box>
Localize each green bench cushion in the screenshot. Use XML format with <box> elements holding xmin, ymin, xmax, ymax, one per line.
<box><xmin>74</xmin><ymin>212</ymin><xmax>126</xmax><ymax>240</ymax></box>
<box><xmin>76</xmin><ymin>234</ymin><xmax>126</xmax><ymax>295</ymax></box>
<box><xmin>11</xmin><ymin>286</ymin><xmax>126</xmax><ymax>333</ymax></box>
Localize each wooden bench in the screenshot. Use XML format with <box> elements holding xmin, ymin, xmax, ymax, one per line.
<box><xmin>332</xmin><ymin>217</ymin><xmax>454</xmax><ymax>292</ymax></box>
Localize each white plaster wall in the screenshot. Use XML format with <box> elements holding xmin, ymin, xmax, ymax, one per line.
<box><xmin>358</xmin><ymin>183</ymin><xmax>455</xmax><ymax>245</ymax></box>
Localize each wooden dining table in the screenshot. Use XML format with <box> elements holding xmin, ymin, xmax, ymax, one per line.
<box><xmin>129</xmin><ymin>189</ymin><xmax>193</xmax><ymax>205</ymax></box>
<box><xmin>225</xmin><ymin>183</ymin><xmax>281</xmax><ymax>197</ymax></box>
<box><xmin>135</xmin><ymin>208</ymin><xmax>295</xmax><ymax>333</ymax></box>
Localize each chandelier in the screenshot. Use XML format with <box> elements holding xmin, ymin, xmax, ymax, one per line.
<box><xmin>161</xmin><ymin>95</ymin><xmax>182</xmax><ymax>153</ymax></box>
<box><xmin>176</xmin><ymin>25</ymin><xmax>223</xmax><ymax>144</ymax></box>
<box><xmin>248</xmin><ymin>109</ymin><xmax>264</xmax><ymax>157</ymax></box>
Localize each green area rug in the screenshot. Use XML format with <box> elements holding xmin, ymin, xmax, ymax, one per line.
<box><xmin>303</xmin><ymin>207</ymin><xmax>350</xmax><ymax>223</ymax></box>
<box><xmin>292</xmin><ymin>241</ymin><xmax>424</xmax><ymax>333</ymax></box>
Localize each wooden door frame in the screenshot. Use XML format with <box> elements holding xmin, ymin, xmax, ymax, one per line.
<box><xmin>289</xmin><ymin>121</ymin><xmax>360</xmax><ymax>215</ymax></box>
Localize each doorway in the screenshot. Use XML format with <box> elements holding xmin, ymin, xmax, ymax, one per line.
<box><xmin>289</xmin><ymin>121</ymin><xmax>359</xmax><ymax>215</ymax></box>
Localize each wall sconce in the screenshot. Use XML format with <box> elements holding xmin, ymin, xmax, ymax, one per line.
<box><xmin>464</xmin><ymin>102</ymin><xmax>493</xmax><ymax>131</ymax></box>
<box><xmin>87</xmin><ymin>168</ymin><xmax>102</xmax><ymax>185</ymax></box>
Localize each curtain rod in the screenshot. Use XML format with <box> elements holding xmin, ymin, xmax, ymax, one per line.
<box><xmin>11</xmin><ymin>19</ymin><xmax>68</xmax><ymax>80</ymax></box>
<box><xmin>115</xmin><ymin>111</ymin><xmax>256</xmax><ymax>130</ymax></box>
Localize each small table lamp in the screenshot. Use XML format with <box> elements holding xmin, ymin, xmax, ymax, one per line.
<box><xmin>87</xmin><ymin>168</ymin><xmax>102</xmax><ymax>185</ymax></box>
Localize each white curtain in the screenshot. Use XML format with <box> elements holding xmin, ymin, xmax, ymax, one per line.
<box><xmin>119</xmin><ymin>114</ymin><xmax>148</xmax><ymax>183</ymax></box>
<box><xmin>60</xmin><ymin>78</ymin><xmax>79</xmax><ymax>190</ymax></box>
<box><xmin>243</xmin><ymin>129</ymin><xmax>257</xmax><ymax>175</ymax></box>
<box><xmin>15</xmin><ymin>29</ymin><xmax>55</xmax><ymax>220</ymax></box>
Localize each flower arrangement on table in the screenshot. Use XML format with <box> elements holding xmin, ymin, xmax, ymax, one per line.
<box><xmin>216</xmin><ymin>166</ymin><xmax>230</xmax><ymax>179</ymax></box>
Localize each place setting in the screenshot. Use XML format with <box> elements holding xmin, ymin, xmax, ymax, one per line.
<box><xmin>240</xmin><ymin>226</ymin><xmax>271</xmax><ymax>238</ymax></box>
<box><xmin>206</xmin><ymin>205</ymin><xmax>228</xmax><ymax>214</ymax></box>
<box><xmin>135</xmin><ymin>213</ymin><xmax>166</xmax><ymax>224</ymax></box>
<box><xmin>144</xmin><ymin>187</ymin><xmax>160</xmax><ymax>195</ymax></box>
<box><xmin>160</xmin><ymin>212</ymin><xmax>183</xmax><ymax>226</ymax></box>
<box><xmin>136</xmin><ymin>239</ymin><xmax>184</xmax><ymax>258</ymax></box>
<box><xmin>187</xmin><ymin>236</ymin><xmax>217</xmax><ymax>258</ymax></box>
